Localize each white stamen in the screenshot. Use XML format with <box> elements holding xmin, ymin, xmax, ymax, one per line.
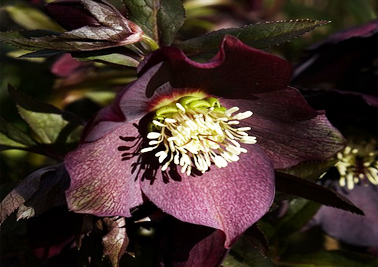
<box><xmin>147</xmin><ymin>132</ymin><xmax>161</xmax><ymax>139</ymax></box>
<box><xmin>176</xmin><ymin>103</ymin><xmax>186</xmax><ymax>112</ymax></box>
<box><xmin>153</xmin><ymin>120</ymin><xmax>166</xmax><ymax>127</ymax></box>
<box><xmin>141</xmin><ymin>97</ymin><xmax>257</xmax><ymax>175</ymax></box>
<box><xmin>225</xmin><ymin>107</ymin><xmax>239</xmax><ymax>117</ymax></box>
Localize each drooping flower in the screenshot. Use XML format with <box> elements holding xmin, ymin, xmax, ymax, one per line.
<box><xmin>64</xmin><ymin>35</ymin><xmax>345</xmax><ymax>249</ymax></box>
<box><xmin>293</xmin><ymin>19</ymin><xmax>378</xmax><ymax>248</ymax></box>
<box><xmin>313</xmin><ymin>136</ymin><xmax>378</xmax><ymax>247</ymax></box>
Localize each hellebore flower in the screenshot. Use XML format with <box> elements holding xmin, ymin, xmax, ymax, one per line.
<box><xmin>64</xmin><ymin>35</ymin><xmax>345</xmax><ymax>248</ymax></box>
<box><xmin>292</xmin><ymin>19</ymin><xmax>378</xmax><ymax>106</ymax></box>
<box><xmin>313</xmin><ymin>136</ymin><xmax>378</xmax><ymax>247</ymax></box>
<box><xmin>293</xmin><ymin>20</ymin><xmax>378</xmax><ymax>248</ymax></box>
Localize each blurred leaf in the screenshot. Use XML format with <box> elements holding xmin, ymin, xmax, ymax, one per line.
<box><xmin>123</xmin><ymin>0</ymin><xmax>185</xmax><ymax>45</ymax></box>
<box><xmin>8</xmin><ymin>85</ymin><xmax>84</xmax><ymax>145</ymax></box>
<box><xmin>178</xmin><ymin>19</ymin><xmax>329</xmax><ymax>55</ymax></box>
<box><xmin>76</xmin><ymin>52</ymin><xmax>140</xmax><ymax>67</ymax></box>
<box><xmin>5</xmin><ymin>3</ymin><xmax>63</xmax><ymax>31</ymax></box>
<box><xmin>278</xmin><ymin>159</ymin><xmax>337</xmax><ymax>182</ymax></box>
<box><xmin>0</xmin><ymin>117</ymin><xmax>38</xmax><ymax>150</ymax></box>
<box><xmin>283</xmin><ymin>250</ymin><xmax>378</xmax><ymax>267</ymax></box>
<box><xmin>224</xmin><ymin>247</ymin><xmax>276</xmax><ymax>267</ymax></box>
<box><xmin>225</xmin><ymin>225</ymin><xmax>277</xmax><ymax>267</ymax></box>
<box><xmin>275</xmin><ymin>172</ymin><xmax>364</xmax><ymax>215</ymax></box>
<box><xmin>272</xmin><ymin>198</ymin><xmax>320</xmax><ymax>238</ymax></box>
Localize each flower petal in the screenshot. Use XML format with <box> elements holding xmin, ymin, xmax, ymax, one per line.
<box><xmin>65</xmin><ymin>120</ymin><xmax>144</xmax><ymax>217</ymax></box>
<box><xmin>313</xmin><ymin>182</ymin><xmax>378</xmax><ymax>247</ymax></box>
<box><xmin>221</xmin><ymin>87</ymin><xmax>346</xmax><ymax>169</ymax></box>
<box><xmin>139</xmin><ymin>35</ymin><xmax>292</xmax><ymax>99</ymax></box>
<box><xmin>158</xmin><ymin>217</ymin><xmax>228</xmax><ymax>267</ymax></box>
<box><xmin>139</xmin><ymin>144</ymin><xmax>275</xmax><ymax>248</ymax></box>
<box><xmin>82</xmin><ymin>63</ymin><xmax>164</xmax><ymax>142</ymax></box>
<box><xmin>292</xmin><ymin>19</ymin><xmax>378</xmax><ymax>99</ymax></box>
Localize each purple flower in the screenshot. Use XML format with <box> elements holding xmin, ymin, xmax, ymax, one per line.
<box><xmin>292</xmin><ymin>19</ymin><xmax>378</xmax><ymax>107</ymax></box>
<box><xmin>310</xmin><ymin>127</ymin><xmax>378</xmax><ymax>248</ymax></box>
<box><xmin>64</xmin><ymin>35</ymin><xmax>345</xmax><ymax>248</ymax></box>
<box><xmin>293</xmin><ymin>20</ymin><xmax>378</xmax><ymax>248</ymax></box>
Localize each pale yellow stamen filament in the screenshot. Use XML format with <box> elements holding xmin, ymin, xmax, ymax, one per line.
<box><xmin>141</xmin><ymin>98</ymin><xmax>256</xmax><ymax>175</ymax></box>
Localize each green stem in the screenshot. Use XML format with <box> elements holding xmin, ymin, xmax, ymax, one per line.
<box><xmin>141</xmin><ymin>34</ymin><xmax>159</xmax><ymax>51</ymax></box>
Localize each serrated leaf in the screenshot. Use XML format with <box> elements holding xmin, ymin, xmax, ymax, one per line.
<box><xmin>8</xmin><ymin>86</ymin><xmax>83</xmax><ymax>145</ymax></box>
<box><xmin>178</xmin><ymin>19</ymin><xmax>329</xmax><ymax>55</ymax></box>
<box><xmin>275</xmin><ymin>172</ymin><xmax>364</xmax><ymax>215</ymax></box>
<box><xmin>284</xmin><ymin>250</ymin><xmax>378</xmax><ymax>267</ymax></box>
<box><xmin>0</xmin><ymin>117</ymin><xmax>37</xmax><ymax>150</ymax></box>
<box><xmin>5</xmin><ymin>3</ymin><xmax>63</xmax><ymax>31</ymax></box>
<box><xmin>123</xmin><ymin>0</ymin><xmax>185</xmax><ymax>45</ymax></box>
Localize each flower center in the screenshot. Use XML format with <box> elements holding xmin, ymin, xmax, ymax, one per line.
<box><xmin>335</xmin><ymin>141</ymin><xmax>378</xmax><ymax>190</ymax></box>
<box><xmin>141</xmin><ymin>96</ymin><xmax>256</xmax><ymax>175</ymax></box>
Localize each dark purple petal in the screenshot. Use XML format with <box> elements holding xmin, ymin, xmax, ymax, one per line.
<box><xmin>313</xmin><ymin>182</ymin><xmax>378</xmax><ymax>247</ymax></box>
<box><xmin>158</xmin><ymin>217</ymin><xmax>228</xmax><ymax>267</ymax></box>
<box><xmin>292</xmin><ymin>19</ymin><xmax>378</xmax><ymax>100</ymax></box>
<box><xmin>309</xmin><ymin>19</ymin><xmax>378</xmax><ymax>47</ymax></box>
<box><xmin>65</xmin><ymin>121</ymin><xmax>144</xmax><ymax>217</ymax></box>
<box><xmin>139</xmin><ymin>35</ymin><xmax>293</xmax><ymax>99</ymax></box>
<box><xmin>222</xmin><ymin>87</ymin><xmax>346</xmax><ymax>169</ymax></box>
<box><xmin>82</xmin><ymin>63</ymin><xmax>163</xmax><ymax>142</ymax></box>
<box><xmin>139</xmin><ymin>144</ymin><xmax>275</xmax><ymax>248</ymax></box>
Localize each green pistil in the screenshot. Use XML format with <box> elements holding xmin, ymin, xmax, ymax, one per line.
<box><xmin>150</xmin><ymin>96</ymin><xmax>227</xmax><ymax>132</ymax></box>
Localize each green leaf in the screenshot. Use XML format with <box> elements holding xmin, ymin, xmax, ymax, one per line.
<box><xmin>278</xmin><ymin>159</ymin><xmax>337</xmax><ymax>182</ymax></box>
<box><xmin>75</xmin><ymin>52</ymin><xmax>140</xmax><ymax>67</ymax></box>
<box><xmin>123</xmin><ymin>0</ymin><xmax>160</xmax><ymax>42</ymax></box>
<box><xmin>5</xmin><ymin>3</ymin><xmax>63</xmax><ymax>31</ymax></box>
<box><xmin>8</xmin><ymin>86</ymin><xmax>83</xmax><ymax>145</ymax></box>
<box><xmin>224</xmin><ymin>247</ymin><xmax>277</xmax><ymax>267</ymax></box>
<box><xmin>178</xmin><ymin>19</ymin><xmax>329</xmax><ymax>55</ymax></box>
<box><xmin>272</xmin><ymin>198</ymin><xmax>321</xmax><ymax>238</ymax></box>
<box><xmin>275</xmin><ymin>172</ymin><xmax>364</xmax><ymax>215</ymax></box>
<box><xmin>0</xmin><ymin>117</ymin><xmax>37</xmax><ymax>150</ymax></box>
<box><xmin>284</xmin><ymin>250</ymin><xmax>378</xmax><ymax>267</ymax></box>
<box><xmin>157</xmin><ymin>0</ymin><xmax>185</xmax><ymax>45</ymax></box>
<box><xmin>123</xmin><ymin>0</ymin><xmax>185</xmax><ymax>45</ymax></box>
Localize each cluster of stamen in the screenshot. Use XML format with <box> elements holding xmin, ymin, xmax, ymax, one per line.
<box><xmin>140</xmin><ymin>96</ymin><xmax>256</xmax><ymax>175</ymax></box>
<box><xmin>335</xmin><ymin>142</ymin><xmax>378</xmax><ymax>190</ymax></box>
